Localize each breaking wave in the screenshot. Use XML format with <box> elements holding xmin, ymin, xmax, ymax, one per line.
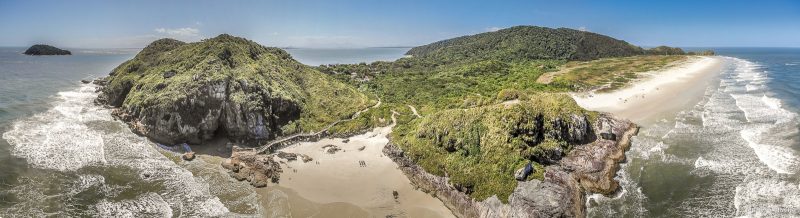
<box><xmin>589</xmin><ymin>57</ymin><xmax>800</xmax><ymax>217</ymax></box>
<box><xmin>1</xmin><ymin>84</ymin><xmax>239</xmax><ymax>217</ymax></box>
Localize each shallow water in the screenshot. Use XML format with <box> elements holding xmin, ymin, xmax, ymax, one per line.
<box><xmin>0</xmin><ymin>47</ymin><xmax>421</xmax><ymax>217</ymax></box>
<box><xmin>588</xmin><ymin>49</ymin><xmax>800</xmax><ymax>217</ymax></box>
<box><xmin>2</xmin><ymin>46</ymin><xmax>799</xmax><ymax>217</ymax></box>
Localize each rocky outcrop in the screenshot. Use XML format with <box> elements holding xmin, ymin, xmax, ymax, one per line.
<box><xmin>23</xmin><ymin>44</ymin><xmax>71</xmax><ymax>55</ymax></box>
<box><xmin>107</xmin><ymin>79</ymin><xmax>302</xmax><ymax>145</ymax></box>
<box><xmin>384</xmin><ymin>144</ymin><xmax>482</xmax><ymax>218</ymax></box>
<box><xmin>96</xmin><ymin>34</ymin><xmax>368</xmax><ymax>146</ymax></box>
<box><xmin>222</xmin><ymin>146</ymin><xmax>282</xmax><ymax>187</ymax></box>
<box><xmin>385</xmin><ymin>113</ymin><xmax>638</xmax><ymax>218</ymax></box>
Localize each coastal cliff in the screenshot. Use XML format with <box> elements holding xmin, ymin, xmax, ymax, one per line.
<box><xmin>94</xmin><ymin>27</ymin><xmax>647</xmax><ymax>217</ymax></box>
<box><xmin>23</xmin><ymin>44</ymin><xmax>71</xmax><ymax>55</ymax></box>
<box><xmin>316</xmin><ymin>26</ymin><xmax>655</xmax><ymax>217</ymax></box>
<box><xmin>97</xmin><ymin>35</ymin><xmax>370</xmax><ymax>145</ymax></box>
<box><xmin>385</xmin><ymin>110</ymin><xmax>637</xmax><ymax>217</ymax></box>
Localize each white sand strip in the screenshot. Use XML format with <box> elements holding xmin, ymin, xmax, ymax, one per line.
<box><xmin>572</xmin><ymin>56</ymin><xmax>724</xmax><ymax>123</ymax></box>
<box><xmin>263</xmin><ymin>123</ymin><xmax>455</xmax><ymax>217</ymax></box>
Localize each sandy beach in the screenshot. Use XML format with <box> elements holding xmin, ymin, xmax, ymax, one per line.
<box><xmin>572</xmin><ymin>56</ymin><xmax>724</xmax><ymax>124</ymax></box>
<box><xmin>258</xmin><ymin>122</ymin><xmax>455</xmax><ymax>217</ymax></box>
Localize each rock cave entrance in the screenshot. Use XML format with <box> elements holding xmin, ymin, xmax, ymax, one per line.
<box><xmin>191</xmin><ymin>123</ymin><xmax>233</xmax><ymax>158</ymax></box>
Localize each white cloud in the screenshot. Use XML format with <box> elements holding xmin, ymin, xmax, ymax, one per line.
<box><xmin>486</xmin><ymin>26</ymin><xmax>502</xmax><ymax>32</ymax></box>
<box><xmin>578</xmin><ymin>26</ymin><xmax>589</xmax><ymax>32</ymax></box>
<box><xmin>151</xmin><ymin>27</ymin><xmax>204</xmax><ymax>43</ymax></box>
<box><xmin>155</xmin><ymin>27</ymin><xmax>200</xmax><ymax>37</ymax></box>
<box><xmin>71</xmin><ymin>34</ymin><xmax>160</xmax><ymax>48</ymax></box>
<box><xmin>65</xmin><ymin>25</ymin><xmax>205</xmax><ymax>48</ymax></box>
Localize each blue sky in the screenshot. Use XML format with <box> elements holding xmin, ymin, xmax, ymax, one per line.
<box><xmin>1</xmin><ymin>0</ymin><xmax>798</xmax><ymax>48</ymax></box>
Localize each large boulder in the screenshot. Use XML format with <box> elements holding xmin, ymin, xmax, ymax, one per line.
<box><xmin>222</xmin><ymin>146</ymin><xmax>282</xmax><ymax>187</ymax></box>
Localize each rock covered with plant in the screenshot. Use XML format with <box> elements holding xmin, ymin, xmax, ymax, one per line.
<box><xmin>23</xmin><ymin>44</ymin><xmax>71</xmax><ymax>55</ymax></box>
<box><xmin>386</xmin><ymin>93</ymin><xmax>637</xmax><ymax>217</ymax></box>
<box><xmin>97</xmin><ymin>34</ymin><xmax>370</xmax><ymax>145</ymax></box>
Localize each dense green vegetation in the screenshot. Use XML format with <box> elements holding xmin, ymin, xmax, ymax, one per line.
<box><xmin>392</xmin><ymin>93</ymin><xmax>595</xmax><ymax>201</ymax></box>
<box><xmin>687</xmin><ymin>50</ymin><xmax>715</xmax><ymax>56</ymax></box>
<box><xmin>23</xmin><ymin>44</ymin><xmax>71</xmax><ymax>55</ymax></box>
<box><xmin>103</xmin><ymin>34</ymin><xmax>370</xmax><ymax>137</ymax></box>
<box><xmin>552</xmin><ymin>55</ymin><xmax>688</xmax><ymax>91</ymax></box>
<box><xmin>645</xmin><ymin>46</ymin><xmax>686</xmax><ymax>55</ymax></box>
<box><xmin>316</xmin><ymin>26</ymin><xmax>692</xmax><ymax>202</ymax></box>
<box><xmin>406</xmin><ymin>26</ymin><xmax>643</xmax><ymax>62</ymax></box>
<box><xmin>318</xmin><ymin>57</ymin><xmax>570</xmax><ymax>136</ymax></box>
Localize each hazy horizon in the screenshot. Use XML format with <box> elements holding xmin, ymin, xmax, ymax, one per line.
<box><xmin>1</xmin><ymin>0</ymin><xmax>799</xmax><ymax>49</ymax></box>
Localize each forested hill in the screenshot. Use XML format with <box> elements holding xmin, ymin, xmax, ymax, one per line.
<box><xmin>405</xmin><ymin>26</ymin><xmax>678</xmax><ymax>62</ymax></box>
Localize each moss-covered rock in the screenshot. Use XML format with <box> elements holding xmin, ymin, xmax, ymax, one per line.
<box><xmin>23</xmin><ymin>44</ymin><xmax>71</xmax><ymax>55</ymax></box>
<box><xmin>98</xmin><ymin>34</ymin><xmax>369</xmax><ymax>145</ymax></box>
<box><xmin>392</xmin><ymin>93</ymin><xmax>597</xmax><ymax>202</ymax></box>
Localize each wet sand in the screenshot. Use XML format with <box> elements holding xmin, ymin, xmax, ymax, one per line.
<box><xmin>572</xmin><ymin>56</ymin><xmax>724</xmax><ymax>125</ymax></box>
<box><xmin>259</xmin><ymin>124</ymin><xmax>455</xmax><ymax>217</ymax></box>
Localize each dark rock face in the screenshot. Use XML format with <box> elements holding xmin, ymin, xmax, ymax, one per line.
<box><xmin>384</xmin><ymin>144</ymin><xmax>482</xmax><ymax>218</ymax></box>
<box><xmin>108</xmin><ymin>79</ymin><xmax>301</xmax><ymax>145</ymax></box>
<box><xmin>96</xmin><ymin>35</ymin><xmax>368</xmax><ymax>146</ymax></box>
<box><xmin>598</xmin><ymin>116</ymin><xmax>617</xmax><ymax>140</ymax></box>
<box><xmin>514</xmin><ymin>163</ymin><xmax>534</xmax><ymax>181</ymax></box>
<box><xmin>163</xmin><ymin>70</ymin><xmax>176</xmax><ymax>79</ymax></box>
<box><xmin>23</xmin><ymin>44</ymin><xmax>71</xmax><ymax>55</ymax></box>
<box><xmin>221</xmin><ymin>146</ymin><xmax>282</xmax><ymax>187</ymax></box>
<box><xmin>385</xmin><ymin>113</ymin><xmax>638</xmax><ymax>218</ymax></box>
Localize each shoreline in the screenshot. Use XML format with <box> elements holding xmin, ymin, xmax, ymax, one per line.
<box><xmin>571</xmin><ymin>56</ymin><xmax>725</xmax><ymax>124</ymax></box>
<box><xmin>256</xmin><ymin>118</ymin><xmax>456</xmax><ymax>217</ymax></box>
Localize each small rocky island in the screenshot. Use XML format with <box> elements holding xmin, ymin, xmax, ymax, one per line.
<box><xmin>23</xmin><ymin>44</ymin><xmax>71</xmax><ymax>55</ymax></box>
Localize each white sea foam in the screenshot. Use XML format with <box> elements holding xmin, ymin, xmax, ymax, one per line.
<box><xmin>725</xmin><ymin>58</ymin><xmax>800</xmax><ymax>175</ymax></box>
<box><xmin>740</xmin><ymin>127</ymin><xmax>800</xmax><ymax>174</ymax></box>
<box><xmin>1</xmin><ymin>84</ymin><xmax>232</xmax><ymax>216</ymax></box>
<box><xmin>734</xmin><ymin>179</ymin><xmax>800</xmax><ymax>217</ymax></box>
<box><xmin>95</xmin><ymin>192</ymin><xmax>174</xmax><ymax>217</ymax></box>
<box><xmin>761</xmin><ymin>95</ymin><xmax>782</xmax><ymax>110</ymax></box>
<box><xmin>593</xmin><ymin>57</ymin><xmax>800</xmax><ymax>217</ymax></box>
<box><xmin>69</xmin><ymin>174</ymin><xmax>106</xmax><ymax>195</ymax></box>
<box><xmin>2</xmin><ymin>86</ymin><xmax>108</xmax><ymax>171</ymax></box>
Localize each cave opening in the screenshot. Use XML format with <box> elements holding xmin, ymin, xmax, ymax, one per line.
<box><xmin>190</xmin><ymin>122</ymin><xmax>233</xmax><ymax>158</ymax></box>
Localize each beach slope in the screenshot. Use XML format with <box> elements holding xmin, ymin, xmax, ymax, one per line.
<box><xmin>572</xmin><ymin>56</ymin><xmax>724</xmax><ymax>123</ymax></box>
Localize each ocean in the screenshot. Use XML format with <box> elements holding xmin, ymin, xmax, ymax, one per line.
<box><xmin>588</xmin><ymin>48</ymin><xmax>800</xmax><ymax>217</ymax></box>
<box><xmin>283</xmin><ymin>47</ymin><xmax>410</xmax><ymax>66</ymax></box>
<box><xmin>0</xmin><ymin>47</ymin><xmax>408</xmax><ymax>216</ymax></box>
<box><xmin>0</xmin><ymin>46</ymin><xmax>798</xmax><ymax>217</ymax></box>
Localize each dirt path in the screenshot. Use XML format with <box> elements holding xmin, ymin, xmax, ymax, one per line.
<box><xmin>407</xmin><ymin>105</ymin><xmax>422</xmax><ymax>118</ymax></box>
<box><xmin>256</xmin><ymin>98</ymin><xmax>381</xmax><ymax>154</ymax></box>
